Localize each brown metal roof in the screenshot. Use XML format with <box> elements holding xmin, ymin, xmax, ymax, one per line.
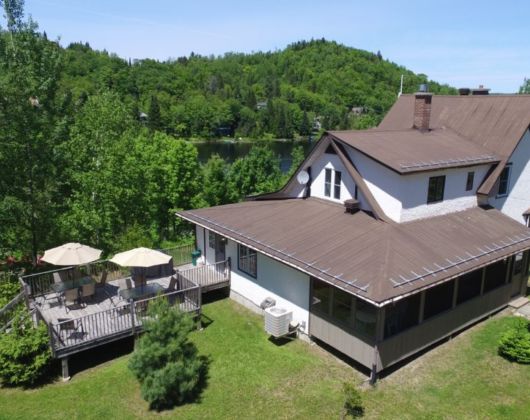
<box><xmin>328</xmin><ymin>128</ymin><xmax>499</xmax><ymax>174</ymax></box>
<box><xmin>379</xmin><ymin>94</ymin><xmax>530</xmax><ymax>193</ymax></box>
<box><xmin>177</xmin><ymin>198</ymin><xmax>530</xmax><ymax>306</ymax></box>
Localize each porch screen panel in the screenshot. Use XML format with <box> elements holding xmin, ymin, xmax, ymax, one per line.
<box><xmin>423</xmin><ymin>280</ymin><xmax>455</xmax><ymax>320</ymax></box>
<box><xmin>456</xmin><ymin>269</ymin><xmax>482</xmax><ymax>304</ymax></box>
<box><xmin>353</xmin><ymin>299</ymin><xmax>376</xmax><ymax>338</ymax></box>
<box><xmin>484</xmin><ymin>259</ymin><xmax>508</xmax><ymax>293</ymax></box>
<box><xmin>384</xmin><ymin>293</ymin><xmax>421</xmax><ymax>339</ymax></box>
<box><xmin>311</xmin><ymin>278</ymin><xmax>331</xmax><ymax>315</ymax></box>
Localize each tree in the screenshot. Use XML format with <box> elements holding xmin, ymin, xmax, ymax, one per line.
<box><xmin>201</xmin><ymin>154</ymin><xmax>232</xmax><ymax>206</ymax></box>
<box><xmin>519</xmin><ymin>78</ymin><xmax>530</xmax><ymax>94</ymax></box>
<box><xmin>128</xmin><ymin>298</ymin><xmax>208</xmax><ymax>409</ymax></box>
<box><xmin>0</xmin><ymin>0</ymin><xmax>63</xmax><ymax>262</ymax></box>
<box><xmin>147</xmin><ymin>94</ymin><xmax>162</xmax><ymax>132</ymax></box>
<box><xmin>228</xmin><ymin>146</ymin><xmax>282</xmax><ymax>200</ymax></box>
<box><xmin>285</xmin><ymin>145</ymin><xmax>305</xmax><ymax>180</ymax></box>
<box><xmin>0</xmin><ymin>312</ymin><xmax>52</xmax><ymax>387</ymax></box>
<box><xmin>299</xmin><ymin>110</ymin><xmax>311</xmax><ymax>136</ymax></box>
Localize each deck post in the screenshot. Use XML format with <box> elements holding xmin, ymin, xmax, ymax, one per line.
<box><xmin>61</xmin><ymin>357</ymin><xmax>70</xmax><ymax>381</ymax></box>
<box><xmin>197</xmin><ymin>285</ymin><xmax>202</xmax><ymax>330</ymax></box>
<box><xmin>130</xmin><ymin>300</ymin><xmax>136</xmax><ymax>336</ymax></box>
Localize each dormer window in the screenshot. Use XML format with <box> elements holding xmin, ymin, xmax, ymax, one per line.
<box><xmin>497</xmin><ymin>164</ymin><xmax>511</xmax><ymax>197</ymax></box>
<box><xmin>466</xmin><ymin>171</ymin><xmax>474</xmax><ymax>191</ymax></box>
<box><xmin>324</xmin><ymin>168</ymin><xmax>341</xmax><ymax>199</ymax></box>
<box><xmin>427</xmin><ymin>175</ymin><xmax>445</xmax><ymax>204</ymax></box>
<box><xmin>324</xmin><ymin>168</ymin><xmax>332</xmax><ymax>197</ymax></box>
<box><xmin>334</xmin><ymin>171</ymin><xmax>342</xmax><ymax>199</ymax></box>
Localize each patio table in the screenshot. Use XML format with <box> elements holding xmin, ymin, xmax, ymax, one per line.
<box><xmin>119</xmin><ymin>283</ymin><xmax>164</xmax><ymax>301</ymax></box>
<box><xmin>51</xmin><ymin>276</ymin><xmax>95</xmax><ymax>293</ymax></box>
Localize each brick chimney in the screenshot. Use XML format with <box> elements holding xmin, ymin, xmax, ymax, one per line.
<box><xmin>413</xmin><ymin>92</ymin><xmax>432</xmax><ymax>132</ymax></box>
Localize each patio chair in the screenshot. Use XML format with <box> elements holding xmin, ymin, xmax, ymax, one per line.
<box><xmin>56</xmin><ymin>318</ymin><xmax>84</xmax><ymax>342</ymax></box>
<box><xmin>63</xmin><ymin>288</ymin><xmax>79</xmax><ymax>313</ymax></box>
<box><xmin>167</xmin><ymin>275</ymin><xmax>179</xmax><ymax>292</ymax></box>
<box><xmin>81</xmin><ymin>282</ymin><xmax>95</xmax><ymax>301</ymax></box>
<box><xmin>52</xmin><ymin>272</ymin><xmax>62</xmax><ymax>284</ymax></box>
<box><xmin>97</xmin><ymin>270</ymin><xmax>108</xmax><ymax>288</ymax></box>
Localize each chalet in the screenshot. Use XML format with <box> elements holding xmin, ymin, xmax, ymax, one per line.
<box><xmin>177</xmin><ymin>90</ymin><xmax>530</xmax><ymax>380</ymax></box>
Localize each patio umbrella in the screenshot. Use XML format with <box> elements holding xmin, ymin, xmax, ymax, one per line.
<box><xmin>41</xmin><ymin>242</ymin><xmax>102</xmax><ymax>266</ymax></box>
<box><xmin>109</xmin><ymin>247</ymin><xmax>171</xmax><ymax>268</ymax></box>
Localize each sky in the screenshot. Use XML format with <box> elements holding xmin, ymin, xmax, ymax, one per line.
<box><xmin>21</xmin><ymin>0</ymin><xmax>530</xmax><ymax>93</ymax></box>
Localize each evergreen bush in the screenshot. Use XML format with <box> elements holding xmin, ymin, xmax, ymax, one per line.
<box><xmin>128</xmin><ymin>298</ymin><xmax>208</xmax><ymax>409</ymax></box>
<box><xmin>498</xmin><ymin>317</ymin><xmax>530</xmax><ymax>364</ymax></box>
<box><xmin>342</xmin><ymin>382</ymin><xmax>364</xmax><ymax>418</ymax></box>
<box><xmin>0</xmin><ymin>312</ymin><xmax>52</xmax><ymax>387</ymax></box>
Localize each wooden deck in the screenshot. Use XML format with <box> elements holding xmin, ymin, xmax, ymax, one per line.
<box><xmin>21</xmin><ymin>258</ymin><xmax>231</xmax><ymax>359</ymax></box>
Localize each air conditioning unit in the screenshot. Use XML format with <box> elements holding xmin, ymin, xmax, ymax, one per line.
<box><xmin>264</xmin><ymin>306</ymin><xmax>293</xmax><ymax>338</ymax></box>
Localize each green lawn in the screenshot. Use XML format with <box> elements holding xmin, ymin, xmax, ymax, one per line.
<box><xmin>0</xmin><ymin>300</ymin><xmax>529</xmax><ymax>419</ymax></box>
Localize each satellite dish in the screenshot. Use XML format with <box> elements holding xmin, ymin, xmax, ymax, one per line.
<box><xmin>297</xmin><ymin>170</ymin><xmax>310</xmax><ymax>185</ymax></box>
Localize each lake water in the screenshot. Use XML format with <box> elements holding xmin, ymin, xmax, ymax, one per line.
<box><xmin>195</xmin><ymin>140</ymin><xmax>315</xmax><ymax>173</ymax></box>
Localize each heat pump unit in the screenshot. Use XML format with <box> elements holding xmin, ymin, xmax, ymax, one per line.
<box><xmin>264</xmin><ymin>307</ymin><xmax>293</xmax><ymax>338</ymax></box>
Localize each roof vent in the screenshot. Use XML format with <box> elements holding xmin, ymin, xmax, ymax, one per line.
<box><xmin>470</xmin><ymin>85</ymin><xmax>490</xmax><ymax>95</ymax></box>
<box><xmin>344</xmin><ymin>198</ymin><xmax>360</xmax><ymax>214</ymax></box>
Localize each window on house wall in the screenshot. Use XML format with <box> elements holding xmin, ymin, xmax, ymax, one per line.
<box><xmin>208</xmin><ymin>231</ymin><xmax>216</xmax><ymax>249</ymax></box>
<box><xmin>423</xmin><ymin>280</ymin><xmax>455</xmax><ymax>320</ymax></box>
<box><xmin>466</xmin><ymin>171</ymin><xmax>475</xmax><ymax>191</ymax></box>
<box><xmin>456</xmin><ymin>269</ymin><xmax>483</xmax><ymax>304</ymax></box>
<box><xmin>497</xmin><ymin>164</ymin><xmax>512</xmax><ymax>196</ymax></box>
<box><xmin>238</xmin><ymin>244</ymin><xmax>257</xmax><ymax>277</ymax></box>
<box><xmin>427</xmin><ymin>175</ymin><xmax>445</xmax><ymax>203</ymax></box>
<box><xmin>324</xmin><ymin>168</ymin><xmax>332</xmax><ymax>197</ymax></box>
<box><xmin>483</xmin><ymin>259</ymin><xmax>509</xmax><ymax>293</ymax></box>
<box><xmin>384</xmin><ymin>293</ymin><xmax>421</xmax><ymax>339</ymax></box>
<box><xmin>334</xmin><ymin>171</ymin><xmax>342</xmax><ymax>199</ymax></box>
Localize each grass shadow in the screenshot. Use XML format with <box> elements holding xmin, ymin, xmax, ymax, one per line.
<box><xmin>201</xmin><ymin>288</ymin><xmax>230</xmax><ymax>305</ymax></box>
<box><xmin>68</xmin><ymin>337</ymin><xmax>135</xmax><ymax>378</ymax></box>
<box><xmin>267</xmin><ymin>333</ymin><xmax>297</xmax><ymax>346</ymax></box>
<box><xmin>199</xmin><ymin>313</ymin><xmax>214</xmax><ymax>329</ymax></box>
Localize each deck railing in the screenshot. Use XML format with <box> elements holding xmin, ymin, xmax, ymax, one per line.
<box><xmin>177</xmin><ymin>259</ymin><xmax>230</xmax><ymax>291</ymax></box>
<box><xmin>20</xmin><ymin>244</ymin><xmax>196</xmax><ymax>300</ymax></box>
<box><xmin>46</xmin><ymin>283</ymin><xmax>201</xmax><ymax>356</ymax></box>
<box><xmin>160</xmin><ymin>243</ymin><xmax>195</xmax><ymax>266</ymax></box>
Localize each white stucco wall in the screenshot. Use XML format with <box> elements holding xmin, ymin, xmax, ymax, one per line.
<box><xmin>195</xmin><ymin>226</ymin><xmax>311</xmax><ymax>334</ymax></box>
<box><xmin>226</xmin><ymin>239</ymin><xmax>311</xmax><ymax>334</ymax></box>
<box><xmin>345</xmin><ymin>148</ymin><xmax>489</xmax><ymax>222</ymax></box>
<box><xmin>490</xmin><ymin>129</ymin><xmax>530</xmax><ymax>225</ymax></box>
<box><xmin>399</xmin><ymin>165</ymin><xmax>489</xmax><ymax>222</ymax></box>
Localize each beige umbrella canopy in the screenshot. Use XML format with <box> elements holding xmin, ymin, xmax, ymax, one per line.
<box><xmin>109</xmin><ymin>247</ymin><xmax>171</xmax><ymax>268</ymax></box>
<box><xmin>42</xmin><ymin>242</ymin><xmax>102</xmax><ymax>266</ymax></box>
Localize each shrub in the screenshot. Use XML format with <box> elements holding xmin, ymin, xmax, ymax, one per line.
<box><xmin>0</xmin><ymin>312</ymin><xmax>52</xmax><ymax>387</ymax></box>
<box><xmin>498</xmin><ymin>318</ymin><xmax>530</xmax><ymax>364</ymax></box>
<box><xmin>343</xmin><ymin>382</ymin><xmax>364</xmax><ymax>418</ymax></box>
<box><xmin>128</xmin><ymin>298</ymin><xmax>208</xmax><ymax>410</ymax></box>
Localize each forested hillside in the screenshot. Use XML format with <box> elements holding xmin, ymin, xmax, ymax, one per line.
<box><xmin>60</xmin><ymin>39</ymin><xmax>455</xmax><ymax>138</ymax></box>
<box><xmin>0</xmin><ymin>2</ymin><xmax>456</xmax><ymax>264</ymax></box>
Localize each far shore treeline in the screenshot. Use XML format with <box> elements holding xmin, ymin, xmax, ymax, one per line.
<box><xmin>0</xmin><ymin>1</ymin><xmax>457</xmax><ymax>266</ymax></box>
